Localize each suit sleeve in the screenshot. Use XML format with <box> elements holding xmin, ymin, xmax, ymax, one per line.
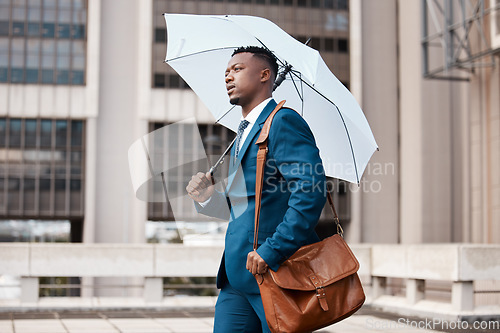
<box><xmin>256</xmin><ymin>109</ymin><xmax>327</xmax><ymax>271</ymax></box>
<box><xmin>194</xmin><ymin>190</ymin><xmax>231</xmax><ymax>221</ymax></box>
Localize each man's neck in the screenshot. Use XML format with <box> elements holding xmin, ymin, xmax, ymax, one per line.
<box><xmin>241</xmin><ymin>94</ymin><xmax>272</xmax><ymax>118</ymax></box>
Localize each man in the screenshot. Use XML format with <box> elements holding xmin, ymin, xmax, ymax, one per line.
<box><xmin>186</xmin><ymin>46</ymin><xmax>326</xmax><ymax>332</ymax></box>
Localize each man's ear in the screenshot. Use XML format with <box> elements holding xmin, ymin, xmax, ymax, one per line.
<box><xmin>260</xmin><ymin>68</ymin><xmax>271</xmax><ymax>83</ymax></box>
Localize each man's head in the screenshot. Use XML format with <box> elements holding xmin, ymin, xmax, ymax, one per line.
<box><xmin>232</xmin><ymin>46</ymin><xmax>279</xmax><ymax>80</ymax></box>
<box><xmin>225</xmin><ymin>46</ymin><xmax>279</xmax><ymax>112</ymax></box>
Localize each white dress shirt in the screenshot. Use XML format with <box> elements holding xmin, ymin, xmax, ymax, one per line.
<box><xmin>236</xmin><ymin>97</ymin><xmax>273</xmax><ymax>153</ymax></box>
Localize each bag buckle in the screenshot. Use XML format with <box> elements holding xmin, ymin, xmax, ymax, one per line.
<box><xmin>310</xmin><ymin>276</ymin><xmax>329</xmax><ymax>312</ymax></box>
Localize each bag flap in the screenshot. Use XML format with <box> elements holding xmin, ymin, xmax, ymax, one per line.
<box><xmin>269</xmin><ymin>234</ymin><xmax>360</xmax><ymax>291</ymax></box>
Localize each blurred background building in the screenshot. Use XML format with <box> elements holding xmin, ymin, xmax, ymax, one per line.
<box><xmin>0</xmin><ymin>0</ymin><xmax>499</xmax><ymax>299</ymax></box>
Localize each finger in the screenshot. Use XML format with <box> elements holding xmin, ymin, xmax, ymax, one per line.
<box><xmin>246</xmin><ymin>256</ymin><xmax>251</xmax><ymax>272</ymax></box>
<box><xmin>259</xmin><ymin>262</ymin><xmax>268</xmax><ymax>274</ymax></box>
<box><xmin>252</xmin><ymin>260</ymin><xmax>259</xmax><ymax>275</ymax></box>
<box><xmin>205</xmin><ymin>172</ymin><xmax>213</xmax><ymax>185</ymax></box>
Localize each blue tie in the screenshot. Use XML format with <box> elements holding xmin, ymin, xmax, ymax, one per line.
<box><xmin>235</xmin><ymin>120</ymin><xmax>250</xmax><ymax>161</ymax></box>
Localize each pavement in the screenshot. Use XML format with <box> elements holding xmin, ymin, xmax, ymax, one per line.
<box><xmin>0</xmin><ymin>297</ymin><xmax>499</xmax><ymax>333</ymax></box>
<box><xmin>0</xmin><ymin>309</ymin><xmax>442</xmax><ymax>333</ymax></box>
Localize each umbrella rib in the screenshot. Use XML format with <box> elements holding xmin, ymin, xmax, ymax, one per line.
<box><xmin>288</xmin><ymin>71</ymin><xmax>304</xmax><ymax>116</ymax></box>
<box><xmin>216</xmin><ymin>105</ymin><xmax>237</xmax><ymax>124</ymax></box>
<box><xmin>289</xmin><ymin>71</ymin><xmax>360</xmax><ymax>184</ymax></box>
<box><xmin>165</xmin><ymin>46</ymin><xmax>242</xmax><ymax>63</ymax></box>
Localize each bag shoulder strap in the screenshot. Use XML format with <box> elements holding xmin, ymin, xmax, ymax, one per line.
<box><xmin>253</xmin><ymin>101</ymin><xmax>342</xmax><ymax>251</ymax></box>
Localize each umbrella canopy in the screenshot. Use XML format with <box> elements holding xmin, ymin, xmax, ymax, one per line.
<box><xmin>164</xmin><ymin>13</ymin><xmax>378</xmax><ymax>183</ymax></box>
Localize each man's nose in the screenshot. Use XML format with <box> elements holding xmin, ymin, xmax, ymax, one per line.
<box><xmin>225</xmin><ymin>73</ymin><xmax>233</xmax><ymax>83</ymax></box>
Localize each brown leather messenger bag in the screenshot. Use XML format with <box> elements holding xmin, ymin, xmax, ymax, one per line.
<box><xmin>253</xmin><ymin>101</ymin><xmax>366</xmax><ymax>333</ymax></box>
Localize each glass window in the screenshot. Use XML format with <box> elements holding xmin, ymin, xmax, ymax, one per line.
<box><xmin>41</xmin><ymin>39</ymin><xmax>54</xmax><ymax>68</ymax></box>
<box><xmin>41</xmin><ymin>69</ymin><xmax>53</xmax><ymax>83</ymax></box>
<box><xmin>9</xmin><ymin>119</ymin><xmax>22</xmax><ymax>148</ymax></box>
<box><xmin>27</xmin><ymin>22</ymin><xmax>40</xmax><ymax>36</ymax></box>
<box><xmin>0</xmin><ymin>38</ymin><xmax>8</xmax><ymax>82</ymax></box>
<box><xmin>11</xmin><ymin>39</ymin><xmax>24</xmax><ymax>82</ymax></box>
<box><xmin>338</xmin><ymin>38</ymin><xmax>348</xmax><ymax>53</ymax></box>
<box><xmin>71</xmin><ymin>70</ymin><xmax>83</xmax><ymax>84</ymax></box>
<box><xmin>0</xmin><ymin>5</ymin><xmax>9</xmax><ymax>21</ymax></box>
<box><xmin>12</xmin><ymin>5</ymin><xmax>26</xmax><ymax>21</ymax></box>
<box><xmin>28</xmin><ymin>0</ymin><xmax>42</xmax><ymax>6</ymax></box>
<box><xmin>71</xmin><ymin>121</ymin><xmax>83</xmax><ymax>147</ymax></box>
<box><xmin>55</xmin><ymin>120</ymin><xmax>67</xmax><ymax>148</ymax></box>
<box><xmin>59</xmin><ymin>0</ymin><xmax>72</xmax><ymax>8</ymax></box>
<box><xmin>71</xmin><ymin>24</ymin><xmax>84</xmax><ymax>39</ymax></box>
<box><xmin>25</xmin><ymin>119</ymin><xmax>37</xmax><ymax>147</ymax></box>
<box><xmin>11</xmin><ymin>67</ymin><xmax>24</xmax><ymax>82</ymax></box>
<box><xmin>57</xmin><ymin>23</ymin><xmax>70</xmax><ymax>38</ymax></box>
<box><xmin>72</xmin><ymin>40</ymin><xmax>84</xmax><ymax>69</ymax></box>
<box><xmin>43</xmin><ymin>4</ymin><xmax>56</xmax><ymax>23</ymax></box>
<box><xmin>324</xmin><ymin>37</ymin><xmax>334</xmax><ymax>52</ymax></box>
<box><xmin>0</xmin><ymin>21</ymin><xmax>9</xmax><ymax>36</ymax></box>
<box><xmin>7</xmin><ymin>177</ymin><xmax>21</xmax><ymax>211</ymax></box>
<box><xmin>0</xmin><ymin>68</ymin><xmax>6</xmax><ymax>82</ymax></box>
<box><xmin>26</xmin><ymin>39</ymin><xmax>40</xmax><ymax>65</ymax></box>
<box><xmin>311</xmin><ymin>0</ymin><xmax>321</xmax><ymax>7</ymax></box>
<box><xmin>23</xmin><ymin>178</ymin><xmax>36</xmax><ymax>211</ymax></box>
<box><xmin>27</xmin><ymin>6</ymin><xmax>41</xmax><ymax>22</ymax></box>
<box><xmin>168</xmin><ymin>73</ymin><xmax>180</xmax><ymax>88</ymax></box>
<box><xmin>56</xmin><ymin>69</ymin><xmax>68</xmax><ymax>84</ymax></box>
<box><xmin>42</xmin><ymin>22</ymin><xmax>55</xmax><ymax>38</ymax></box>
<box><xmin>324</xmin><ymin>0</ymin><xmax>334</xmax><ymax>9</ymax></box>
<box><xmin>11</xmin><ymin>39</ymin><xmax>24</xmax><ymax>67</ymax></box>
<box><xmin>25</xmin><ymin>68</ymin><xmax>38</xmax><ymax>82</ymax></box>
<box><xmin>337</xmin><ymin>0</ymin><xmax>347</xmax><ymax>10</ymax></box>
<box><xmin>26</xmin><ymin>39</ymin><xmax>39</xmax><ymax>82</ymax></box>
<box><xmin>74</xmin><ymin>0</ymin><xmax>84</xmax><ymax>10</ymax></box>
<box><xmin>39</xmin><ymin>178</ymin><xmax>51</xmax><ymax>211</ymax></box>
<box><xmin>154</xmin><ymin>73</ymin><xmax>165</xmax><ymax>87</ymax></box>
<box><xmin>40</xmin><ymin>119</ymin><xmax>52</xmax><ymax>147</ymax></box>
<box><xmin>0</xmin><ymin>118</ymin><xmax>6</xmax><ymax>147</ymax></box>
<box><xmin>155</xmin><ymin>28</ymin><xmax>166</xmax><ymax>43</ymax></box>
<box><xmin>298</xmin><ymin>0</ymin><xmax>308</xmax><ymax>7</ymax></box>
<box><xmin>12</xmin><ymin>21</ymin><xmax>25</xmax><ymax>36</ymax></box>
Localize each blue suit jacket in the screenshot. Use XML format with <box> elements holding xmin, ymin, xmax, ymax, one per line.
<box><xmin>197</xmin><ymin>99</ymin><xmax>327</xmax><ymax>294</ymax></box>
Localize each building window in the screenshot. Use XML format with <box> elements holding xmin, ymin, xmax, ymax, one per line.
<box><xmin>153</xmin><ymin>73</ymin><xmax>190</xmax><ymax>89</ymax></box>
<box><xmin>0</xmin><ymin>0</ymin><xmax>87</xmax><ymax>85</ymax></box>
<box><xmin>154</xmin><ymin>27</ymin><xmax>166</xmax><ymax>43</ymax></box>
<box><xmin>0</xmin><ymin>118</ymin><xmax>85</xmax><ymax>218</ymax></box>
<box><xmin>338</xmin><ymin>38</ymin><xmax>348</xmax><ymax>53</ymax></box>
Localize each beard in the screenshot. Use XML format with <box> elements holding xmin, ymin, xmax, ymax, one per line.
<box><xmin>229</xmin><ymin>96</ymin><xmax>240</xmax><ymax>105</ymax></box>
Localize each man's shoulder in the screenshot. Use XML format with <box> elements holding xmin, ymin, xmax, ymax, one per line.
<box><xmin>271</xmin><ymin>107</ymin><xmax>310</xmax><ymax>132</ymax></box>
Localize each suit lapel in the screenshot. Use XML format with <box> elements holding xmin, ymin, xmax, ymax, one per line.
<box><xmin>226</xmin><ymin>99</ymin><xmax>277</xmax><ymax>192</ymax></box>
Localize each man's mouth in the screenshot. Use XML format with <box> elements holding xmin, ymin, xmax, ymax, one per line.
<box><xmin>226</xmin><ymin>85</ymin><xmax>235</xmax><ymax>95</ymax></box>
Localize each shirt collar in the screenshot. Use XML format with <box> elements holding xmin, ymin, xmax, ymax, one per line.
<box><xmin>242</xmin><ymin>97</ymin><xmax>273</xmax><ymax>125</ymax></box>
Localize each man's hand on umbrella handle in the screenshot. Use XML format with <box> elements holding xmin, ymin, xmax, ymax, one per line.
<box><xmin>186</xmin><ymin>172</ymin><xmax>215</xmax><ymax>203</ymax></box>
<box><xmin>246</xmin><ymin>250</ymin><xmax>268</xmax><ymax>275</ymax></box>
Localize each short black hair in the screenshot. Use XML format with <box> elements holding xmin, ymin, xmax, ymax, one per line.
<box><xmin>232</xmin><ymin>46</ymin><xmax>279</xmax><ymax>79</ymax></box>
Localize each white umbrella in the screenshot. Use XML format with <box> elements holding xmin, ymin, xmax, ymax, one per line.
<box><xmin>164</xmin><ymin>14</ymin><xmax>378</xmax><ymax>183</ymax></box>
